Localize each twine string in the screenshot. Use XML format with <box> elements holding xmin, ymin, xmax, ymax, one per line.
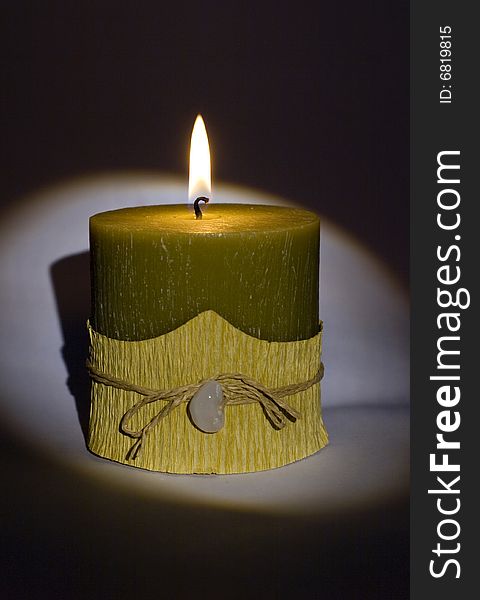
<box><xmin>86</xmin><ymin>360</ymin><xmax>324</xmax><ymax>460</ymax></box>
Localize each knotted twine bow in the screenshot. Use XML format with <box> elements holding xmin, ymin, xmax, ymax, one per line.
<box><xmin>86</xmin><ymin>360</ymin><xmax>324</xmax><ymax>460</ymax></box>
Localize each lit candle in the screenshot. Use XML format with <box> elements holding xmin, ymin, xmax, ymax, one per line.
<box><xmin>88</xmin><ymin>115</ymin><xmax>326</xmax><ymax>471</ymax></box>
<box><xmin>90</xmin><ymin>115</ymin><xmax>320</xmax><ymax>343</ymax></box>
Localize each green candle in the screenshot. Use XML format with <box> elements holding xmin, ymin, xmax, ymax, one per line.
<box><xmin>90</xmin><ymin>203</ymin><xmax>319</xmax><ymax>342</ymax></box>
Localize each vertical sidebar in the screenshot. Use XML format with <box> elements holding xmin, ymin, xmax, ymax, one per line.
<box><xmin>411</xmin><ymin>3</ymin><xmax>477</xmax><ymax>598</ymax></box>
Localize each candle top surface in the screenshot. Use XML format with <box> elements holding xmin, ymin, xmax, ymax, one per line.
<box><xmin>90</xmin><ymin>204</ymin><xmax>319</xmax><ymax>234</ymax></box>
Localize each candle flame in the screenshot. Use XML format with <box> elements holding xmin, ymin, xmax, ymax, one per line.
<box><xmin>188</xmin><ymin>114</ymin><xmax>211</xmax><ymax>202</ymax></box>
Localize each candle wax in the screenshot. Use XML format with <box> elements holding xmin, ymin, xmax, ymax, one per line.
<box><xmin>90</xmin><ymin>204</ymin><xmax>320</xmax><ymax>342</ymax></box>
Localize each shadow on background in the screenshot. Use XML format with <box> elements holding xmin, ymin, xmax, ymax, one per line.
<box><xmin>50</xmin><ymin>251</ymin><xmax>91</xmax><ymax>440</ymax></box>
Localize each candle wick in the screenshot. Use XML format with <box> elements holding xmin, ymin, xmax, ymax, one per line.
<box><xmin>194</xmin><ymin>197</ymin><xmax>209</xmax><ymax>219</ymax></box>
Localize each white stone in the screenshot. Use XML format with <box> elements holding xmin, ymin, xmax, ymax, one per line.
<box><xmin>189</xmin><ymin>381</ymin><xmax>225</xmax><ymax>433</ymax></box>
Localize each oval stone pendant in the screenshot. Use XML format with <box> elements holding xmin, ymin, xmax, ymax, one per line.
<box><xmin>188</xmin><ymin>381</ymin><xmax>225</xmax><ymax>433</ymax></box>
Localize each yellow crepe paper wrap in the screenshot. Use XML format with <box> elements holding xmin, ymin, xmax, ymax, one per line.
<box><xmin>87</xmin><ymin>310</ymin><xmax>328</xmax><ymax>474</ymax></box>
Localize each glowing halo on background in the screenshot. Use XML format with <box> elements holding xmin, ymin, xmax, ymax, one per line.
<box><xmin>0</xmin><ymin>172</ymin><xmax>408</xmax><ymax>514</ymax></box>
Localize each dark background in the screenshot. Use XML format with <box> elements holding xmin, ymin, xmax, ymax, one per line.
<box><xmin>1</xmin><ymin>2</ymin><xmax>409</xmax><ymax>598</ymax></box>
<box><xmin>1</xmin><ymin>0</ymin><xmax>408</xmax><ymax>284</ymax></box>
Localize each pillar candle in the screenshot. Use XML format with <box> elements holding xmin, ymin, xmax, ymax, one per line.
<box><xmin>90</xmin><ymin>203</ymin><xmax>320</xmax><ymax>342</ymax></box>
